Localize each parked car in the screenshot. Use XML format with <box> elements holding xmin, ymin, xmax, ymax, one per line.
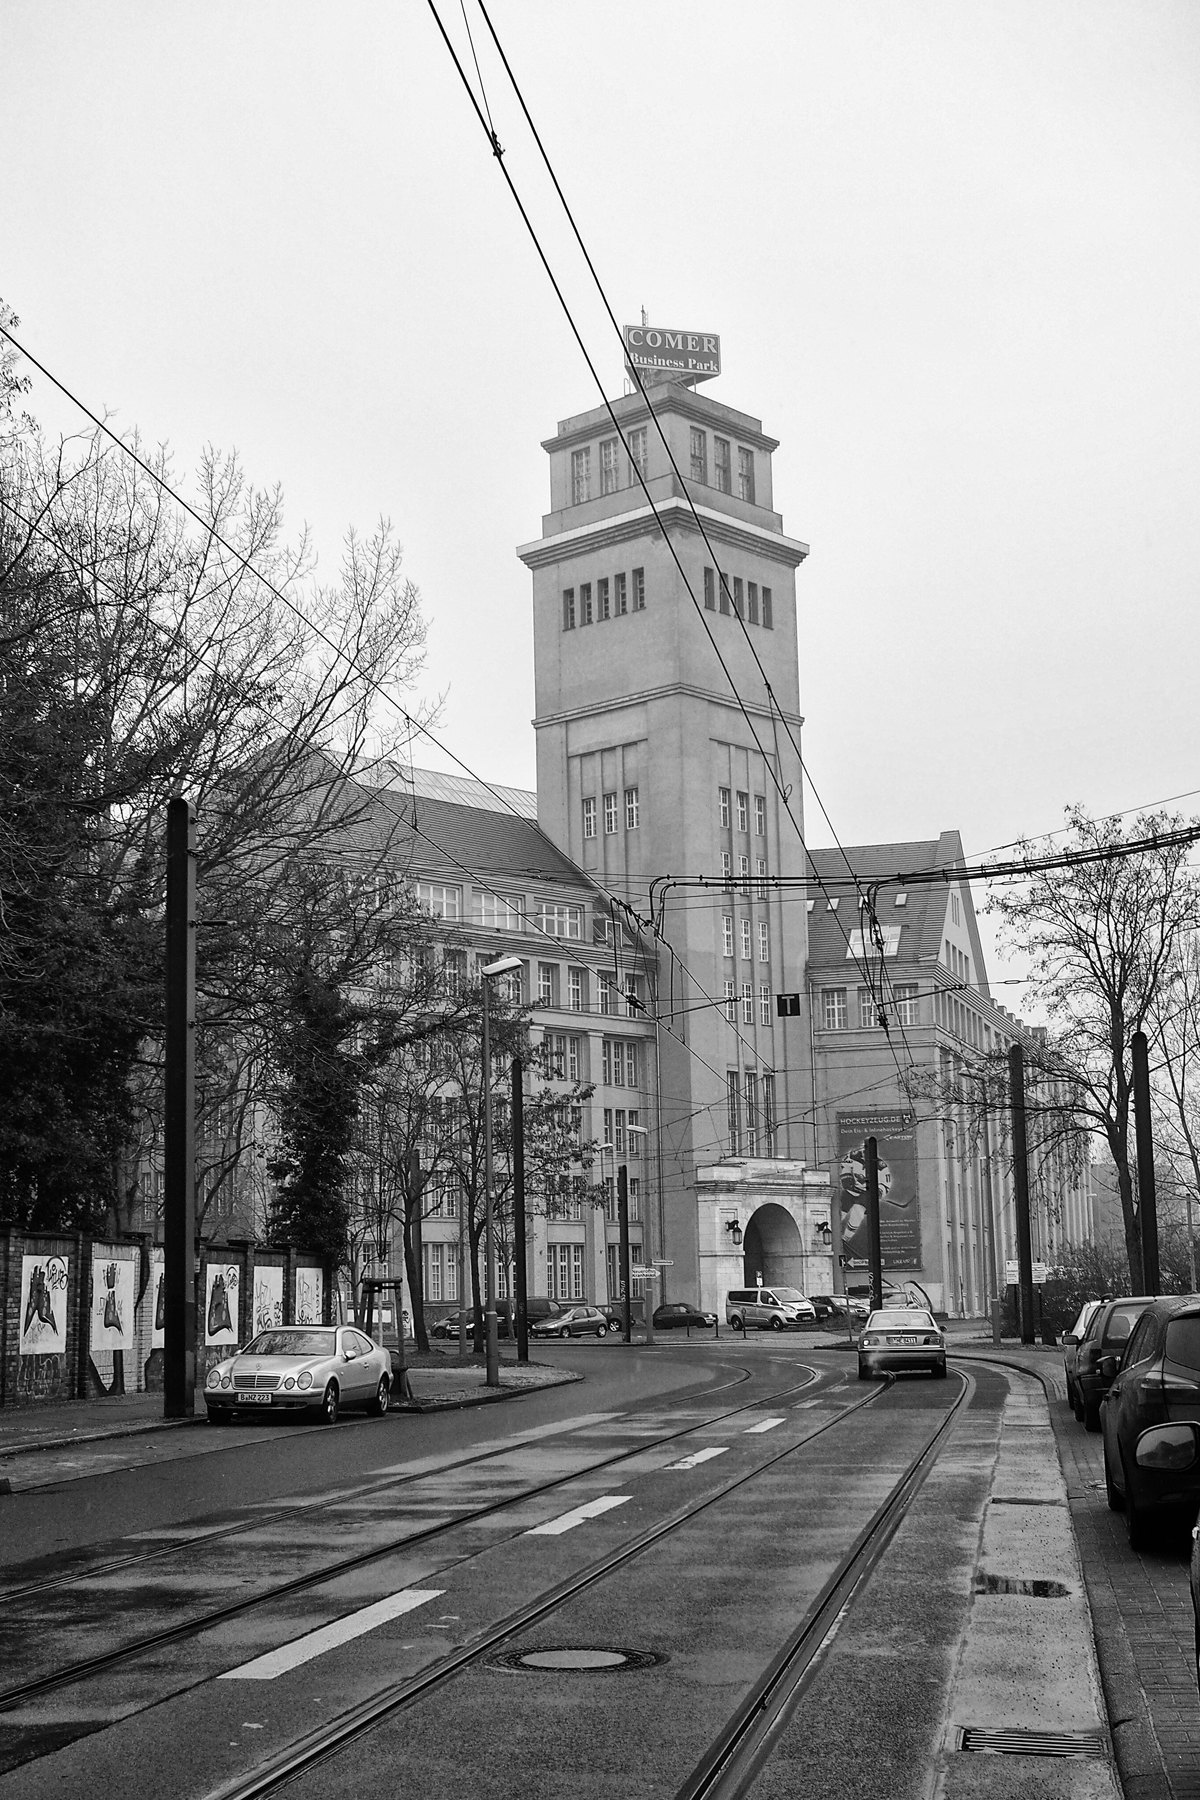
<box><xmin>810</xmin><ymin>1294</ymin><xmax>869</xmax><ymax>1324</ymax></box>
<box><xmin>653</xmin><ymin>1301</ymin><xmax>718</xmax><ymax>1332</ymax></box>
<box><xmin>1074</xmin><ymin>1296</ymin><xmax>1155</xmax><ymax>1431</ymax></box>
<box><xmin>1061</xmin><ymin>1299</ymin><xmax>1104</xmax><ymax>1417</ymax></box>
<box><xmin>529</xmin><ymin>1304</ymin><xmax>611</xmax><ymax>1339</ymax></box>
<box><xmin>725</xmin><ymin>1287</ymin><xmax>818</xmax><ymax>1330</ymax></box>
<box><xmin>1101</xmin><ymin>1295</ymin><xmax>1200</xmax><ymax>1549</ymax></box>
<box><xmin>431</xmin><ymin>1310</ymin><xmax>472</xmax><ymax>1339</ymax></box>
<box><xmin>857</xmin><ymin>1308</ymin><xmax>947</xmax><ymax>1380</ymax></box>
<box><xmin>432</xmin><ymin>1298</ymin><xmax>565</xmax><ymax>1340</ymax></box>
<box><xmin>204</xmin><ymin>1325</ymin><xmax>392</xmax><ymax>1425</ymax></box>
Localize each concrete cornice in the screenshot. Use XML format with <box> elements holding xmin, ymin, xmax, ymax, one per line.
<box><xmin>516</xmin><ymin>497</ymin><xmax>809</xmax><ymax>571</ymax></box>
<box><xmin>534</xmin><ymin>681</ymin><xmax>805</xmax><ymax>732</ymax></box>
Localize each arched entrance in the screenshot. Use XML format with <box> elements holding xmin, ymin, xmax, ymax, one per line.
<box><xmin>742</xmin><ymin>1203</ymin><xmax>805</xmax><ymax>1292</ymax></box>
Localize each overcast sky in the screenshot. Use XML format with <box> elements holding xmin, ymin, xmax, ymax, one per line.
<box><xmin>5</xmin><ymin>1</ymin><xmax>1199</xmax><ymax>1000</ymax></box>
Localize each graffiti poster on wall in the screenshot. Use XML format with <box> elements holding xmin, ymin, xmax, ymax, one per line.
<box><xmin>294</xmin><ymin>1267</ymin><xmax>323</xmax><ymax>1326</ymax></box>
<box><xmin>19</xmin><ymin>1254</ymin><xmax>69</xmax><ymax>1355</ymax></box>
<box><xmin>91</xmin><ymin>1252</ymin><xmax>135</xmax><ymax>1352</ymax></box>
<box><xmin>254</xmin><ymin>1265</ymin><xmax>284</xmax><ymax>1334</ymax></box>
<box><xmin>205</xmin><ymin>1263</ymin><xmax>239</xmax><ymax>1345</ymax></box>
<box><xmin>150</xmin><ymin>1249</ymin><xmax>166</xmax><ymax>1349</ymax></box>
<box><xmin>836</xmin><ymin>1109</ymin><xmax>922</xmax><ymax>1270</ymax></box>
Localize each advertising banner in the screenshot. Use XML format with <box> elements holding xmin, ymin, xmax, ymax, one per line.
<box><xmin>253</xmin><ymin>1265</ymin><xmax>284</xmax><ymax>1335</ymax></box>
<box><xmin>836</xmin><ymin>1110</ymin><xmax>921</xmax><ymax>1270</ymax></box>
<box><xmin>622</xmin><ymin>324</ymin><xmax>720</xmax><ymax>381</ymax></box>
<box><xmin>205</xmin><ymin>1262</ymin><xmax>240</xmax><ymax>1345</ymax></box>
<box><xmin>151</xmin><ymin>1249</ymin><xmax>166</xmax><ymax>1349</ymax></box>
<box><xmin>91</xmin><ymin>1250</ymin><xmax>135</xmax><ymax>1352</ymax></box>
<box><xmin>295</xmin><ymin>1266</ymin><xmax>323</xmax><ymax>1326</ymax></box>
<box><xmin>19</xmin><ymin>1253</ymin><xmax>69</xmax><ymax>1355</ymax></box>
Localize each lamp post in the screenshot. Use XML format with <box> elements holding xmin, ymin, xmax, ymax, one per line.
<box><xmin>627</xmin><ymin>1124</ymin><xmax>652</xmax><ymax>1343</ymax></box>
<box><xmin>481</xmin><ymin>954</ymin><xmax>523</xmax><ymax>1388</ymax></box>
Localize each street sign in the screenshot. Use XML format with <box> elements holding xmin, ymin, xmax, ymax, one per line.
<box><xmin>630</xmin><ymin>1265</ymin><xmax>659</xmax><ymax>1280</ymax></box>
<box><xmin>1032</xmin><ymin>1261</ymin><xmax>1049</xmax><ymax>1286</ymax></box>
<box><xmin>652</xmin><ymin>1259</ymin><xmax>673</xmax><ymax>1267</ymax></box>
<box><xmin>1005</xmin><ymin>1259</ymin><xmax>1019</xmax><ymax>1285</ymax></box>
<box><xmin>776</xmin><ymin>993</ymin><xmax>802</xmax><ymax>1017</ymax></box>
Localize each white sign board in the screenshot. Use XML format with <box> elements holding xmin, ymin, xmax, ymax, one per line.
<box><xmin>630</xmin><ymin>1266</ymin><xmax>660</xmax><ymax>1280</ymax></box>
<box><xmin>92</xmin><ymin>1250</ymin><xmax>135</xmax><ymax>1352</ymax></box>
<box><xmin>1005</xmin><ymin>1260</ymin><xmax>1020</xmax><ymax>1285</ymax></box>
<box><xmin>1032</xmin><ymin>1262</ymin><xmax>1049</xmax><ymax>1286</ymax></box>
<box><xmin>150</xmin><ymin>1249</ymin><xmax>165</xmax><ymax>1349</ymax></box>
<box><xmin>18</xmin><ymin>1254</ymin><xmax>69</xmax><ymax>1355</ymax></box>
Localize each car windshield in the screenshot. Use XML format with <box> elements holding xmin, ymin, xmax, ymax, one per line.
<box><xmin>868</xmin><ymin>1310</ymin><xmax>935</xmax><ymax>1330</ymax></box>
<box><xmin>771</xmin><ymin>1289</ymin><xmax>806</xmax><ymax>1303</ymax></box>
<box><xmin>241</xmin><ymin>1330</ymin><xmax>335</xmax><ymax>1358</ymax></box>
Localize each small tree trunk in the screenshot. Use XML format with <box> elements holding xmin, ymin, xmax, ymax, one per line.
<box><xmin>1117</xmin><ymin>1155</ymin><xmax>1144</xmax><ymax>1291</ymax></box>
<box><xmin>402</xmin><ymin>1204</ymin><xmax>429</xmax><ymax>1354</ymax></box>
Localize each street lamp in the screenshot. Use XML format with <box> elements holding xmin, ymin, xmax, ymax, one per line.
<box><xmin>481</xmin><ymin>953</ymin><xmax>523</xmax><ymax>1388</ymax></box>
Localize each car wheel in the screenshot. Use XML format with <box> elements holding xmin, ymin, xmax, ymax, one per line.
<box><xmin>1103</xmin><ymin>1439</ymin><xmax>1124</xmax><ymax>1512</ymax></box>
<box><xmin>596</xmin><ymin>1323</ymin><xmax>607</xmax><ymax>1337</ymax></box>
<box><xmin>933</xmin><ymin>1359</ymin><xmax>947</xmax><ymax>1379</ymax></box>
<box><xmin>770</xmin><ymin>1316</ymin><xmax>784</xmax><ymax>1331</ymax></box>
<box><xmin>368</xmin><ymin>1376</ymin><xmax>390</xmax><ymax>1417</ymax></box>
<box><xmin>1070</xmin><ymin>1381</ymin><xmax>1085</xmax><ymax>1423</ymax></box>
<box><xmin>320</xmin><ymin>1381</ymin><xmax>339</xmax><ymax>1425</ymax></box>
<box><xmin>858</xmin><ymin>1362</ymin><xmax>871</xmax><ymax>1380</ymax></box>
<box><xmin>729</xmin><ymin>1314</ymin><xmax>743</xmax><ymax>1332</ymax></box>
<box><xmin>560</xmin><ymin>1325</ymin><xmax>571</xmax><ymax>1339</ymax></box>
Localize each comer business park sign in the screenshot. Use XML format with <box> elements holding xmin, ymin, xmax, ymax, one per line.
<box><xmin>623</xmin><ymin>325</ymin><xmax>720</xmax><ymax>382</ymax></box>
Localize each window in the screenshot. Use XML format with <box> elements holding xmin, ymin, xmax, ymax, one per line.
<box><xmin>623</xmin><ymin>974</ymin><xmax>643</xmax><ymax>1016</ymax></box>
<box><xmin>762</xmin><ymin>1073</ymin><xmax>775</xmax><ymax>1153</ymax></box>
<box><xmin>845</xmin><ymin>926</ymin><xmax>901</xmax><ymax>959</ymax></box>
<box><xmin>758</xmin><ymin>920</ymin><xmax>769</xmax><ymax>962</ymax></box>
<box><xmin>602</xmin><ymin>1039</ymin><xmax>638</xmax><ymax>1087</ymax></box>
<box><xmin>628</xmin><ymin>427</ymin><xmax>647</xmax><ymax>482</ymax></box>
<box><xmin>627</xmin><ymin>1109</ymin><xmax>640</xmax><ymax>1155</ymax></box>
<box><xmin>738</xmin><ymin>446</ymin><xmax>755</xmax><ymax>504</ymax></box>
<box><xmin>416</xmin><ymin>881</ymin><xmax>460</xmax><ymax>921</ymax></box>
<box><xmin>567</xmin><ymin>1035</ymin><xmax>580</xmax><ymax>1080</ymax></box>
<box><xmin>756</xmin><ymin>858</ymin><xmax>768</xmax><ymax>899</ymax></box>
<box><xmin>720</xmin><ymin>850</ymin><xmax>732</xmax><ymax>887</ymax></box>
<box><xmin>624</xmin><ymin>786</ymin><xmax>639</xmax><ymax>830</ymax></box>
<box><xmin>714</xmin><ymin>436</ymin><xmax>731</xmax><ymax>493</ymax></box>
<box><xmin>744</xmin><ymin>1071</ymin><xmax>758</xmax><ymax>1155</ymax></box>
<box><xmin>718</xmin><ymin>786</ymin><xmax>731</xmax><ymax>828</ymax></box>
<box><xmin>598</xmin><ymin>576</ymin><xmax>610</xmax><ymax>620</ymax></box>
<box><xmin>727</xmin><ymin>1071</ymin><xmax>741</xmax><ymax>1154</ymax></box>
<box><xmin>754</xmin><ymin>794</ymin><xmax>766</xmax><ymax>836</ymax></box>
<box><xmin>741</xmin><ymin>982</ymin><xmax>754</xmax><ymax>1024</ymax></box>
<box><xmin>571</xmin><ymin>447</ymin><xmax>590</xmax><ymax>505</ymax></box>
<box><xmin>822</xmin><ymin>988</ymin><xmax>848</xmax><ymax>1030</ymax></box>
<box><xmin>724</xmin><ymin>979</ymin><xmax>736</xmax><ymax>1021</ymax></box>
<box><xmin>581</xmin><ymin>582</ymin><xmax>593</xmax><ymax>625</ymax></box>
<box><xmin>603</xmin><ymin>792</ymin><xmax>618</xmax><ymax>834</ymax></box>
<box><xmin>625</xmin><ymin>1041</ymin><xmax>639</xmax><ymax>1087</ymax></box>
<box><xmin>599</xmin><ymin>973</ymin><xmax>616</xmax><ymax>1015</ymax></box>
<box><xmin>629</xmin><ymin>1176</ymin><xmax>641</xmax><ymax>1220</ymax></box>
<box><xmin>563</xmin><ymin>588</ymin><xmax>576</xmax><ymax>630</ymax></box>
<box><xmin>538</xmin><ymin>901</ymin><xmax>582</xmax><ymax>939</ymax></box>
<box><xmin>632</xmin><ymin>566</ymin><xmax>645</xmax><ymax>610</ymax></box>
<box><xmin>582</xmin><ymin>796</ymin><xmax>596</xmax><ymax>840</ymax></box>
<box><xmin>895</xmin><ymin>984</ymin><xmax>919</xmax><ymax>1027</ymax></box>
<box><xmin>423</xmin><ymin>1241</ymin><xmax>445</xmax><ymax>1303</ymax></box>
<box><xmin>690</xmin><ymin>427</ymin><xmax>707</xmax><ymax>484</ymax></box>
<box><xmin>565</xmin><ymin>968</ymin><xmax>582</xmax><ymax>1012</ymax></box>
<box><xmin>747</xmin><ymin>581</ymin><xmax>759</xmax><ymax>625</ymax></box>
<box><xmin>827</xmin><ymin>897</ymin><xmax>840</xmax><ymax>912</ymax></box>
<box><xmin>538</xmin><ymin>963</ymin><xmax>558</xmax><ymax>1007</ymax></box>
<box><xmin>740</xmin><ymin>918</ymin><xmax>752</xmax><ymax>960</ymax></box>
<box><xmin>719</xmin><ymin>573</ymin><xmax>731</xmax><ymax>615</ymax></box>
<box><xmin>951</xmin><ymin>893</ymin><xmax>961</xmax><ymax>926</ymax></box>
<box><xmin>442</xmin><ymin>948</ymin><xmax>467</xmax><ymax>994</ymax></box>
<box><xmin>722</xmin><ymin>915</ymin><xmax>735</xmax><ymax>957</ymax></box>
<box><xmin>615</xmin><ymin>571</ymin><xmax>627</xmax><ymax>615</ymax></box>
<box><xmin>762</xmin><ymin>586</ymin><xmax>773</xmax><ymax>629</ymax></box>
<box><xmin>858</xmin><ymin>987</ymin><xmax>875</xmax><ymax>1029</ymax></box>
<box><xmin>759</xmin><ymin>983</ymin><xmax>771</xmax><ymax>1027</ymax></box>
<box><xmin>895</xmin><ymin>892</ymin><xmax>908</xmax><ymax>907</ymax></box>
<box><xmin>477</xmin><ymin>890</ymin><xmax>522</xmax><ymax>930</ymax></box>
<box><xmin>736</xmin><ymin>791</ymin><xmax>749</xmax><ymax>832</ymax></box>
<box><xmin>733</xmin><ymin>576</ymin><xmax>743</xmax><ymax>617</ymax></box>
<box><xmin>704</xmin><ymin>567</ymin><xmax>716</xmax><ymax>610</ymax></box>
<box><xmin>543</xmin><ymin>1031</ymin><xmax>565</xmax><ymax>1077</ymax></box>
<box><xmin>600</xmin><ymin>436</ymin><xmax>619</xmax><ymax>495</ymax></box>
<box><xmin>738</xmin><ymin>854</ymin><xmax>750</xmax><ymax>890</ymax></box>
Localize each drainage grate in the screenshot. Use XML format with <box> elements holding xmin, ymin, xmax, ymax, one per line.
<box><xmin>490</xmin><ymin>1646</ymin><xmax>664</xmax><ymax>1673</ymax></box>
<box><xmin>974</xmin><ymin>1573</ymin><xmax>1071</xmax><ymax>1598</ymax></box>
<box><xmin>989</xmin><ymin>1496</ymin><xmax>1065</xmax><ymax>1507</ymax></box>
<box><xmin>958</xmin><ymin>1726</ymin><xmax>1106</xmax><ymax>1759</ymax></box>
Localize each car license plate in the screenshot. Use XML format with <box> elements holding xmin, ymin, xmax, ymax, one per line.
<box><xmin>901</xmin><ymin>1335</ymin><xmax>917</xmax><ymax>1344</ymax></box>
<box><xmin>237</xmin><ymin>1392</ymin><xmax>272</xmax><ymax>1405</ymax></box>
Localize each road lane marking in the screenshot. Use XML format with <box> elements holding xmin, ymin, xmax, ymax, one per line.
<box><xmin>218</xmin><ymin>1587</ymin><xmax>444</xmax><ymax>1679</ymax></box>
<box><xmin>744</xmin><ymin>1418</ymin><xmax>785</xmax><ymax>1433</ymax></box>
<box><xmin>369</xmin><ymin>1412</ymin><xmax>620</xmax><ymax>1477</ymax></box>
<box><xmin>525</xmin><ymin>1495</ymin><xmax>632</xmax><ymax>1536</ymax></box>
<box><xmin>668</xmin><ymin>1447</ymin><xmax>728</xmax><ymax>1470</ymax></box>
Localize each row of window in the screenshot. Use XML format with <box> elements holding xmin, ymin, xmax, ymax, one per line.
<box><xmin>567</xmin><ymin>426</ymin><xmax>758</xmax><ymax>510</ymax></box>
<box><xmin>723</xmin><ymin>981</ymin><xmax>776</xmax><ymax>1028</ymax></box>
<box><xmin>945</xmin><ymin>941</ymin><xmax>971</xmax><ymax>984</ymax></box>
<box><xmin>535</xmin><ymin>1032</ymin><xmax>641</xmax><ymax>1089</ymax></box>
<box><xmin>720</xmin><ymin>854</ymin><xmax>770</xmax><ymax>898</ymax></box>
<box><xmin>809</xmin><ymin>893</ymin><xmax>908</xmax><ymax>910</ymax></box>
<box><xmin>562</xmin><ymin>569</ymin><xmax>645</xmax><ymax>630</ymax></box>
<box><xmin>726</xmin><ymin>1069</ymin><xmax>776</xmax><ymax>1157</ymax></box>
<box><xmin>571</xmin><ymin>430</ymin><xmax>648</xmax><ymax>505</ymax></box>
<box><xmin>583</xmin><ymin>787</ymin><xmax>639</xmax><ymax>838</ymax></box>
<box><xmin>722</xmin><ymin>915</ymin><xmax>770</xmax><ymax>962</ymax></box>
<box><xmin>819</xmin><ymin>985</ymin><xmax>920</xmax><ymax>1030</ymax></box>
<box><xmin>538</xmin><ymin>968</ymin><xmax>643</xmax><ymax>1016</ymax></box>
<box><xmin>718</xmin><ymin>787</ymin><xmax>767</xmax><ymax>836</ymax></box>
<box><xmin>688</xmin><ymin>428</ymin><xmax>756</xmax><ymax>503</ymax></box>
<box><xmin>703</xmin><ymin>568</ymin><xmax>773</xmax><ymax>628</ymax></box>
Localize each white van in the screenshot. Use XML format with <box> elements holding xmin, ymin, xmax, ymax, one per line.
<box><xmin>726</xmin><ymin>1287</ymin><xmax>817</xmax><ymax>1331</ymax></box>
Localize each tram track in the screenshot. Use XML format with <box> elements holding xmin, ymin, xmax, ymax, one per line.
<box><xmin>0</xmin><ymin>1357</ymin><xmax>842</xmax><ymax>1719</ymax></box>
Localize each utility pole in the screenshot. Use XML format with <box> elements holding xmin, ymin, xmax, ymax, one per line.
<box><xmin>511</xmin><ymin>1057</ymin><xmax>529</xmax><ymax>1364</ymax></box>
<box><xmin>865</xmin><ymin>1136</ymin><xmax>884</xmax><ymax>1313</ymax></box>
<box><xmin>979</xmin><ymin>1087</ymin><xmax>1002</xmax><ymax>1347</ymax></box>
<box><xmin>164</xmin><ymin>797</ymin><xmax>196</xmax><ymax>1418</ymax></box>
<box><xmin>618</xmin><ymin>1164</ymin><xmax>632</xmax><ymax>1343</ymax></box>
<box><xmin>1008</xmin><ymin>1043</ymin><xmax>1035</xmax><ymax>1346</ymax></box>
<box><xmin>1132</xmin><ymin>1030</ymin><xmax>1160</xmax><ymax>1295</ymax></box>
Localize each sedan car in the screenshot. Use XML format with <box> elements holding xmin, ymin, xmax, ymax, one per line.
<box><xmin>204</xmin><ymin>1325</ymin><xmax>392</xmax><ymax>1425</ymax></box>
<box><xmin>857</xmin><ymin>1308</ymin><xmax>947</xmax><ymax>1380</ymax></box>
<box><xmin>1074</xmin><ymin>1295</ymin><xmax>1154</xmax><ymax>1431</ymax></box>
<box><xmin>1101</xmin><ymin>1295</ymin><xmax>1200</xmax><ymax>1549</ymax></box>
<box><xmin>1061</xmin><ymin>1299</ymin><xmax>1104</xmax><ymax>1418</ymax></box>
<box><xmin>810</xmin><ymin>1294</ymin><xmax>869</xmax><ymax>1324</ymax></box>
<box><xmin>529</xmin><ymin>1304</ymin><xmax>611</xmax><ymax>1339</ymax></box>
<box><xmin>652</xmin><ymin>1302</ymin><xmax>718</xmax><ymax>1333</ymax></box>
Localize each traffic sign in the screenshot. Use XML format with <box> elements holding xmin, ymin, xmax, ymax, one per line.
<box><xmin>652</xmin><ymin>1259</ymin><xmax>673</xmax><ymax>1266</ymax></box>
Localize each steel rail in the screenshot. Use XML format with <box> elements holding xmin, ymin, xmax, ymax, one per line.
<box><xmin>200</xmin><ymin>1368</ymin><xmax>900</xmax><ymax>1800</ymax></box>
<box><xmin>0</xmin><ymin>1358</ymin><xmax>834</xmax><ymax>1715</ymax></box>
<box><xmin>673</xmin><ymin>1368</ymin><xmax>973</xmax><ymax>1800</ymax></box>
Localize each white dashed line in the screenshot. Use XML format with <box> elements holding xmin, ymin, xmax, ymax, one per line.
<box><xmin>525</xmin><ymin>1495</ymin><xmax>632</xmax><ymax>1536</ymax></box>
<box><xmin>744</xmin><ymin>1418</ymin><xmax>785</xmax><ymax>1433</ymax></box>
<box><xmin>219</xmin><ymin>1587</ymin><xmax>445</xmax><ymax>1679</ymax></box>
<box><xmin>668</xmin><ymin>1447</ymin><xmax>729</xmax><ymax>1470</ymax></box>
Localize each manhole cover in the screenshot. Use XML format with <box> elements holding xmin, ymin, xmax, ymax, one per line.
<box><xmin>491</xmin><ymin>1646</ymin><xmax>663</xmax><ymax>1673</ymax></box>
<box><xmin>974</xmin><ymin>1573</ymin><xmax>1071</xmax><ymax>1598</ymax></box>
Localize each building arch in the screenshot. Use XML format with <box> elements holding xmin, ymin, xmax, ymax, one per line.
<box><xmin>742</xmin><ymin>1202</ymin><xmax>805</xmax><ymax>1292</ymax></box>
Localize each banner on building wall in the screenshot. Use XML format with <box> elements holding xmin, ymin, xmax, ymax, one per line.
<box><xmin>19</xmin><ymin>1254</ymin><xmax>69</xmax><ymax>1355</ymax></box>
<box><xmin>836</xmin><ymin>1110</ymin><xmax>921</xmax><ymax>1270</ymax></box>
<box><xmin>91</xmin><ymin>1251</ymin><xmax>136</xmax><ymax>1352</ymax></box>
<box><xmin>295</xmin><ymin>1266</ymin><xmax>323</xmax><ymax>1326</ymax></box>
<box><xmin>254</xmin><ymin>1265</ymin><xmax>284</xmax><ymax>1335</ymax></box>
<box><xmin>205</xmin><ymin>1262</ymin><xmax>240</xmax><ymax>1345</ymax></box>
<box><xmin>151</xmin><ymin>1249</ymin><xmax>166</xmax><ymax>1349</ymax></box>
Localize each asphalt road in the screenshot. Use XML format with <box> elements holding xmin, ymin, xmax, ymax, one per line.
<box><xmin>0</xmin><ymin>1340</ymin><xmax>1048</xmax><ymax>1800</ymax></box>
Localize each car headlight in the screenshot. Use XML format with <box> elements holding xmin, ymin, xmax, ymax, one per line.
<box><xmin>283</xmin><ymin>1376</ymin><xmax>296</xmax><ymax>1390</ymax></box>
<box><xmin>206</xmin><ymin>1368</ymin><xmax>223</xmax><ymax>1391</ymax></box>
<box><xmin>297</xmin><ymin>1370</ymin><xmax>313</xmax><ymax>1390</ymax></box>
<box><xmin>221</xmin><ymin>1374</ymin><xmax>232</xmax><ymax>1388</ymax></box>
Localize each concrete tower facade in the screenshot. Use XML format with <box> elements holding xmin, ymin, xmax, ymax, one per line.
<box><xmin>518</xmin><ymin>379</ymin><xmax>833</xmax><ymax>1311</ymax></box>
